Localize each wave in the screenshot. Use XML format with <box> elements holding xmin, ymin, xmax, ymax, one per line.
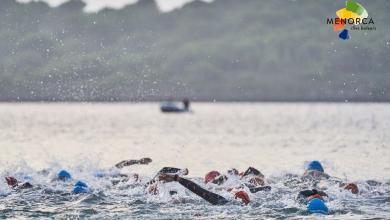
<box><xmin>0</xmin><ymin>162</ymin><xmax>389</xmax><ymax>219</ymax></box>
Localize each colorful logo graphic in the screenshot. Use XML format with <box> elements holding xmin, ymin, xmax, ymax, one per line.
<box><xmin>328</xmin><ymin>0</ymin><xmax>371</xmax><ymax>40</ymax></box>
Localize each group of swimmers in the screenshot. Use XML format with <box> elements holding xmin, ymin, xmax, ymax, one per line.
<box><xmin>3</xmin><ymin>159</ymin><xmax>359</xmax><ymax>215</ymax></box>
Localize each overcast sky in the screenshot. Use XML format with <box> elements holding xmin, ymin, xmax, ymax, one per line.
<box><xmin>17</xmin><ymin>0</ymin><xmax>214</xmax><ymax>12</ymax></box>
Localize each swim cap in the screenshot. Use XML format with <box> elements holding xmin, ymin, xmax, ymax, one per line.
<box><xmin>75</xmin><ymin>181</ymin><xmax>88</xmax><ymax>188</ymax></box>
<box><xmin>344</xmin><ymin>183</ymin><xmax>359</xmax><ymax>194</ymax></box>
<box><xmin>73</xmin><ymin>186</ymin><xmax>88</xmax><ymax>194</ymax></box>
<box><xmin>5</xmin><ymin>176</ymin><xmax>18</xmax><ymax>187</ymax></box>
<box><xmin>307</xmin><ymin>161</ymin><xmax>324</xmax><ymax>172</ymax></box>
<box><xmin>72</xmin><ymin>181</ymin><xmax>89</xmax><ymax>194</ymax></box>
<box><xmin>204</xmin><ymin>171</ymin><xmax>220</xmax><ymax>184</ymax></box>
<box><xmin>307</xmin><ymin>198</ymin><xmax>329</xmax><ymax>215</ymax></box>
<box><xmin>58</xmin><ymin>170</ymin><xmax>71</xmax><ymax>180</ymax></box>
<box><xmin>234</xmin><ymin>191</ymin><xmax>251</xmax><ymax>205</ymax></box>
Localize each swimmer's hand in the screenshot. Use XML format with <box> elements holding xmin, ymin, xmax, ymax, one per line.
<box><xmin>139</xmin><ymin>157</ymin><xmax>152</xmax><ymax>165</ymax></box>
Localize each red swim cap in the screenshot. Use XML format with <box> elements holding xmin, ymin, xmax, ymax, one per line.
<box><xmin>5</xmin><ymin>176</ymin><xmax>18</xmax><ymax>187</ymax></box>
<box><xmin>344</xmin><ymin>183</ymin><xmax>359</xmax><ymax>194</ymax></box>
<box><xmin>204</xmin><ymin>171</ymin><xmax>220</xmax><ymax>184</ymax></box>
<box><xmin>307</xmin><ymin>194</ymin><xmax>324</xmax><ymax>202</ymax></box>
<box><xmin>234</xmin><ymin>191</ymin><xmax>250</xmax><ymax>205</ymax></box>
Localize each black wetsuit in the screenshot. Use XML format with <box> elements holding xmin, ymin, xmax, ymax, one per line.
<box><xmin>177</xmin><ymin>176</ymin><xmax>274</xmax><ymax>204</ymax></box>
<box><xmin>175</xmin><ymin>176</ymin><xmax>228</xmax><ymax>205</ymax></box>
<box><xmin>158</xmin><ymin>167</ymin><xmax>183</xmax><ymax>174</ymax></box>
<box><xmin>249</xmin><ymin>186</ymin><xmax>272</xmax><ymax>193</ymax></box>
<box><xmin>297</xmin><ymin>189</ymin><xmax>327</xmax><ymax>203</ymax></box>
<box><xmin>243</xmin><ymin>167</ymin><xmax>263</xmax><ymax>177</ymax></box>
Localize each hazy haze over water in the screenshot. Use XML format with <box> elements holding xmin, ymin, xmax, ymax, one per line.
<box><xmin>1</xmin><ymin>103</ymin><xmax>389</xmax><ymax>179</ymax></box>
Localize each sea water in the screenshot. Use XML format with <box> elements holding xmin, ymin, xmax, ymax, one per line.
<box><xmin>0</xmin><ymin>103</ymin><xmax>389</xmax><ymax>219</ymax></box>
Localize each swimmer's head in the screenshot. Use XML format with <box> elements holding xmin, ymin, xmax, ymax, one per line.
<box><xmin>139</xmin><ymin>157</ymin><xmax>152</xmax><ymax>165</ymax></box>
<box><xmin>343</xmin><ymin>183</ymin><xmax>359</xmax><ymax>194</ymax></box>
<box><xmin>72</xmin><ymin>180</ymin><xmax>89</xmax><ymax>194</ymax></box>
<box><xmin>75</xmin><ymin>180</ymin><xmax>88</xmax><ymax>188</ymax></box>
<box><xmin>234</xmin><ymin>191</ymin><xmax>250</xmax><ymax>205</ymax></box>
<box><xmin>5</xmin><ymin>176</ymin><xmax>18</xmax><ymax>187</ymax></box>
<box><xmin>204</xmin><ymin>171</ymin><xmax>221</xmax><ymax>184</ymax></box>
<box><xmin>57</xmin><ymin>170</ymin><xmax>71</xmax><ymax>181</ymax></box>
<box><xmin>307</xmin><ymin>161</ymin><xmax>324</xmax><ymax>173</ymax></box>
<box><xmin>307</xmin><ymin>198</ymin><xmax>329</xmax><ymax>215</ymax></box>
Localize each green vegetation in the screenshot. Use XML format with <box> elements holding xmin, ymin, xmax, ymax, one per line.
<box><xmin>0</xmin><ymin>0</ymin><xmax>389</xmax><ymax>101</ymax></box>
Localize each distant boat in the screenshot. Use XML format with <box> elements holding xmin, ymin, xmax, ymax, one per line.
<box><xmin>160</xmin><ymin>99</ymin><xmax>190</xmax><ymax>113</ymax></box>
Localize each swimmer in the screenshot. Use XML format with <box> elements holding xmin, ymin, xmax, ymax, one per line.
<box><xmin>303</xmin><ymin>160</ymin><xmax>359</xmax><ymax>194</ymax></box>
<box><xmin>95</xmin><ymin>157</ymin><xmax>152</xmax><ymax>185</ymax></box>
<box><xmin>204</xmin><ymin>167</ymin><xmax>271</xmax><ymax>193</ymax></box>
<box><xmin>297</xmin><ymin>189</ymin><xmax>329</xmax><ymax>214</ymax></box>
<box><xmin>156</xmin><ymin>167</ymin><xmax>271</xmax><ymax>205</ymax></box>
<box><xmin>114</xmin><ymin>157</ymin><xmax>152</xmax><ymax>169</ymax></box>
<box><xmin>6</xmin><ymin>170</ymin><xmax>75</xmax><ymax>192</ymax></box>
<box><xmin>146</xmin><ymin>167</ymin><xmax>189</xmax><ymax>195</ymax></box>
<box><xmin>5</xmin><ymin>176</ymin><xmax>33</xmax><ymax>189</ymax></box>
<box><xmin>297</xmin><ymin>189</ymin><xmax>328</xmax><ymax>204</ymax></box>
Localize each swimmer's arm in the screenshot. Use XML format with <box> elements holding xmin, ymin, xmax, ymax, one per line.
<box><xmin>115</xmin><ymin>157</ymin><xmax>152</xmax><ymax>168</ymax></box>
<box><xmin>175</xmin><ymin>175</ymin><xmax>228</xmax><ymax>205</ymax></box>
<box><xmin>158</xmin><ymin>167</ymin><xmax>182</xmax><ymax>174</ymax></box>
<box><xmin>145</xmin><ymin>167</ymin><xmax>188</xmax><ymax>187</ymax></box>
<box><xmin>249</xmin><ymin>186</ymin><xmax>272</xmax><ymax>193</ymax></box>
<box><xmin>144</xmin><ymin>167</ymin><xmax>182</xmax><ymax>187</ymax></box>
<box><xmin>115</xmin><ymin>160</ymin><xmax>139</xmax><ymax>168</ymax></box>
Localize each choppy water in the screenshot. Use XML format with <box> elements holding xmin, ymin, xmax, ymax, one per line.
<box><xmin>0</xmin><ymin>103</ymin><xmax>389</xmax><ymax>219</ymax></box>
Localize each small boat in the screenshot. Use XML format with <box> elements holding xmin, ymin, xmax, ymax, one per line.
<box><xmin>160</xmin><ymin>99</ymin><xmax>190</xmax><ymax>113</ymax></box>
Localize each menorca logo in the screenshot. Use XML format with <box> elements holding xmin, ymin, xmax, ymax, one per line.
<box><xmin>327</xmin><ymin>0</ymin><xmax>375</xmax><ymax>40</ymax></box>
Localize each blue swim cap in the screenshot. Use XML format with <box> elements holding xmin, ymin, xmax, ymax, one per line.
<box><xmin>73</xmin><ymin>186</ymin><xmax>89</xmax><ymax>194</ymax></box>
<box><xmin>75</xmin><ymin>180</ymin><xmax>88</xmax><ymax>188</ymax></box>
<box><xmin>307</xmin><ymin>198</ymin><xmax>329</xmax><ymax>215</ymax></box>
<box><xmin>72</xmin><ymin>181</ymin><xmax>89</xmax><ymax>194</ymax></box>
<box><xmin>307</xmin><ymin>161</ymin><xmax>324</xmax><ymax>172</ymax></box>
<box><xmin>58</xmin><ymin>170</ymin><xmax>71</xmax><ymax>180</ymax></box>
